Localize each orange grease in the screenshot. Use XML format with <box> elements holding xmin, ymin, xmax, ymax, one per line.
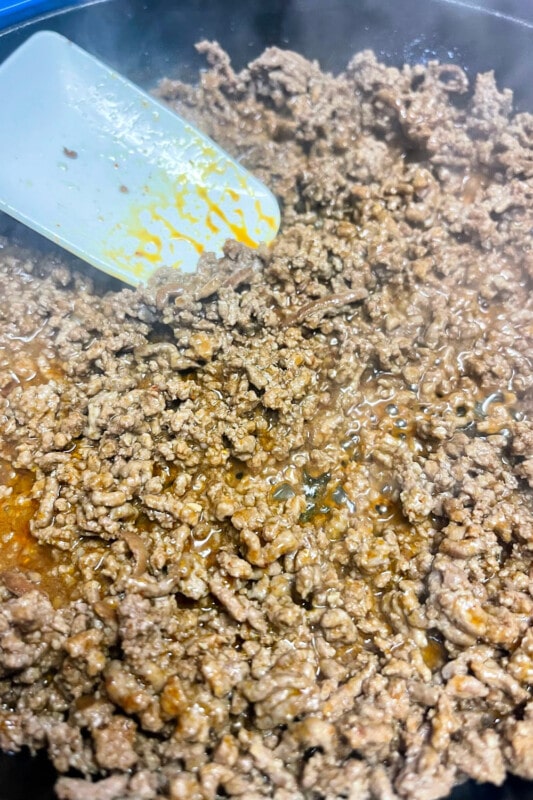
<box><xmin>254</xmin><ymin>199</ymin><xmax>278</xmax><ymax>231</ymax></box>
<box><xmin>197</xmin><ymin>186</ymin><xmax>258</xmax><ymax>249</ymax></box>
<box><xmin>0</xmin><ymin>465</ymin><xmax>75</xmax><ymax>607</ymax></box>
<box><xmin>104</xmin><ymin>174</ymin><xmax>275</xmax><ymax>279</ymax></box>
<box><xmin>153</xmin><ymin>210</ymin><xmax>204</xmax><ymax>256</ymax></box>
<box><xmin>133</xmin><ymin>229</ymin><xmax>163</xmax><ymax>264</ymax></box>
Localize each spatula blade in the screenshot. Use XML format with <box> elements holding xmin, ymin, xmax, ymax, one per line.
<box><xmin>0</xmin><ymin>31</ymin><xmax>280</xmax><ymax>286</ymax></box>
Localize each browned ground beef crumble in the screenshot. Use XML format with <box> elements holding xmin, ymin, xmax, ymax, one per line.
<box><xmin>0</xmin><ymin>43</ymin><xmax>532</xmax><ymax>800</ymax></box>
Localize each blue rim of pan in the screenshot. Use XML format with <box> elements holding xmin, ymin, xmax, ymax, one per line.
<box><xmin>0</xmin><ymin>0</ymin><xmax>85</xmax><ymax>30</ymax></box>
<box><xmin>1</xmin><ymin>0</ymin><xmax>533</xmax><ymax>34</ymax></box>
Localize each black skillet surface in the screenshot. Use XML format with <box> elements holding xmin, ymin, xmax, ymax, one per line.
<box><xmin>1</xmin><ymin>0</ymin><xmax>533</xmax><ymax>797</ymax></box>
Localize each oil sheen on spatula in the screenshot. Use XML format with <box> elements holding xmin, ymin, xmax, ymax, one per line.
<box><xmin>0</xmin><ymin>31</ymin><xmax>280</xmax><ymax>286</ymax></box>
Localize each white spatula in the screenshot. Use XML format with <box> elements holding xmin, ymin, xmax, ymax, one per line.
<box><xmin>0</xmin><ymin>31</ymin><xmax>280</xmax><ymax>286</ymax></box>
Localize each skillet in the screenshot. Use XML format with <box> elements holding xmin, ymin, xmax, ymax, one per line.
<box><xmin>0</xmin><ymin>1</ymin><xmax>532</xmax><ymax>797</ymax></box>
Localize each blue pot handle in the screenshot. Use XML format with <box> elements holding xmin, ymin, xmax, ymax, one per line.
<box><xmin>0</xmin><ymin>0</ymin><xmax>83</xmax><ymax>30</ymax></box>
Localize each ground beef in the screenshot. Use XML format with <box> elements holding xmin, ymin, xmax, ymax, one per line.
<box><xmin>0</xmin><ymin>42</ymin><xmax>532</xmax><ymax>800</ymax></box>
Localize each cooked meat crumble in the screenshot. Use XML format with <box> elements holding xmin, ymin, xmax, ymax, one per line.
<box><xmin>0</xmin><ymin>43</ymin><xmax>532</xmax><ymax>800</ymax></box>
